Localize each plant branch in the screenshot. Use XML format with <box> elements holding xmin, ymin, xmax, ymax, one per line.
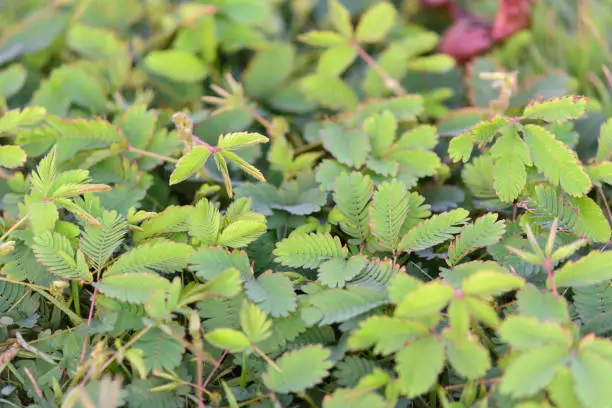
<box><xmin>0</xmin><ymin>215</ymin><xmax>28</xmax><ymax>242</ymax></box>
<box><xmin>598</xmin><ymin>186</ymin><xmax>612</xmax><ymax>227</ymax></box>
<box><xmin>350</xmin><ymin>40</ymin><xmax>406</xmax><ymax>96</ymax></box>
<box><xmin>203</xmin><ymin>349</ymin><xmax>228</xmax><ymax>389</ymax></box>
<box><xmin>127</xmin><ymin>146</ymin><xmax>179</xmax><ymax>163</ymax></box>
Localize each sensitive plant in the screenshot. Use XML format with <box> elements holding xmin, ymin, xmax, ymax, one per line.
<box><xmin>1</xmin><ymin>1</ymin><xmax>612</xmax><ymax>408</ymax></box>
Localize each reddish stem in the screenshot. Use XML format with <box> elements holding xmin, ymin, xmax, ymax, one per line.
<box><xmin>202</xmin><ymin>349</ymin><xmax>228</xmax><ymax>389</ymax></box>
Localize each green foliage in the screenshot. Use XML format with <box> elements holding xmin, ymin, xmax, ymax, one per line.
<box><xmin>2</xmin><ymin>1</ymin><xmax>612</xmax><ymax>408</ymax></box>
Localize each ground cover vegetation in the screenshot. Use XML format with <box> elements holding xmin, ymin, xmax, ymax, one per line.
<box><xmin>2</xmin><ymin>0</ymin><xmax>612</xmax><ymax>407</ymax></box>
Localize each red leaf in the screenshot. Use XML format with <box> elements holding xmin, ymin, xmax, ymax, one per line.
<box><xmin>439</xmin><ymin>18</ymin><xmax>493</xmax><ymax>63</ymax></box>
<box><xmin>492</xmin><ymin>0</ymin><xmax>532</xmax><ymax>41</ymax></box>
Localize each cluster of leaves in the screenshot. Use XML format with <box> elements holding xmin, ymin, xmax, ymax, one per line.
<box><xmin>2</xmin><ymin>1</ymin><xmax>612</xmax><ymax>408</ymax></box>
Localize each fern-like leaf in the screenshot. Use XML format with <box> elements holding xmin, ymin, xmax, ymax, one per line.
<box><xmin>132</xmin><ymin>326</ymin><xmax>185</xmax><ymax>373</ymax></box>
<box><xmin>351</xmin><ymin>257</ymin><xmax>405</xmax><ymax>286</ymax></box>
<box><xmin>273</xmin><ymin>233</ymin><xmax>348</xmax><ymax>269</ymax></box>
<box><xmin>574</xmin><ymin>283</ymin><xmax>612</xmax><ymax>334</ymax></box>
<box><xmin>369</xmin><ymin>180</ymin><xmax>410</xmax><ymax>252</ymax></box>
<box><xmin>528</xmin><ymin>185</ymin><xmax>579</xmax><ymax>230</ymax></box>
<box><xmin>523</xmin><ymin>124</ymin><xmax>591</xmax><ymax>197</ymax></box>
<box><xmin>80</xmin><ymin>210</ymin><xmax>128</xmax><ymax>271</ymax></box>
<box><xmin>32</xmin><ymin>232</ymin><xmax>92</xmax><ymax>281</ymax></box>
<box><xmin>189</xmin><ymin>198</ymin><xmax>221</xmax><ymax>245</ymax></box>
<box><xmin>399</xmin><ymin>209</ymin><xmax>469</xmax><ymax>252</ymax></box>
<box><xmin>217</xmin><ymin>220</ymin><xmax>267</xmax><ymax>248</ymax></box>
<box><xmin>522</xmin><ymin>96</ymin><xmax>588</xmax><ymax>122</ymax></box>
<box><xmin>333</xmin><ymin>356</ymin><xmax>376</xmax><ymax>387</ymax></box>
<box><xmin>448</xmin><ymin>214</ymin><xmax>505</xmax><ymax>266</ymax></box>
<box><xmin>133</xmin><ymin>206</ymin><xmax>192</xmax><ymax>243</ymax></box>
<box><xmin>301</xmin><ymin>286</ymin><xmax>388</xmax><ymax>326</ymax></box>
<box><xmin>333</xmin><ymin>172</ymin><xmax>373</xmax><ymax>243</ymax></box>
<box><xmin>107</xmin><ymin>241</ymin><xmax>194</xmax><ymax>276</ymax></box>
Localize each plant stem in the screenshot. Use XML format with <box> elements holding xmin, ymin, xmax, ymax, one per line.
<box><xmin>127</xmin><ymin>146</ymin><xmax>179</xmax><ymax>163</ymax></box>
<box><xmin>193</xmin><ymin>136</ymin><xmax>219</xmax><ymax>153</ymax></box>
<box><xmin>241</xmin><ymin>104</ymin><xmax>275</xmax><ymax>136</ymax></box>
<box><xmin>254</xmin><ymin>346</ymin><xmax>281</xmax><ymax>372</ymax></box>
<box><xmin>543</xmin><ymin>259</ymin><xmax>559</xmax><ymax>296</ymax></box>
<box><xmin>196</xmin><ymin>354</ymin><xmax>204</xmax><ymax>408</ymax></box>
<box><xmin>0</xmin><ymin>277</ymin><xmax>83</xmax><ymax>325</ymax></box>
<box><xmin>298</xmin><ymin>392</ymin><xmax>318</xmax><ymax>408</ymax></box>
<box><xmin>240</xmin><ymin>353</ymin><xmax>247</xmax><ymax>387</ymax></box>
<box><xmin>203</xmin><ymin>349</ymin><xmax>228</xmax><ymax>389</ymax></box>
<box><xmin>350</xmin><ymin>40</ymin><xmax>406</xmax><ymax>96</ymax></box>
<box><xmin>23</xmin><ymin>367</ymin><xmax>43</xmax><ymax>399</ymax></box>
<box><xmin>96</xmin><ymin>326</ymin><xmax>153</xmax><ymax>375</ymax></box>
<box><xmin>598</xmin><ymin>186</ymin><xmax>612</xmax><ymax>227</ymax></box>
<box><xmin>79</xmin><ymin>287</ymin><xmax>98</xmax><ymax>366</ymax></box>
<box><xmin>0</xmin><ymin>215</ymin><xmax>28</xmax><ymax>242</ymax></box>
<box><xmin>71</xmin><ymin>281</ymin><xmax>81</xmax><ymax>316</ymax></box>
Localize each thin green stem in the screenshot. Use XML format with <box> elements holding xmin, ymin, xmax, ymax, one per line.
<box><xmin>240</xmin><ymin>352</ymin><xmax>247</xmax><ymax>387</ymax></box>
<box><xmin>127</xmin><ymin>146</ymin><xmax>179</xmax><ymax>163</ymax></box>
<box><xmin>71</xmin><ymin>281</ymin><xmax>81</xmax><ymax>316</ymax></box>
<box><xmin>254</xmin><ymin>346</ymin><xmax>281</xmax><ymax>372</ymax></box>
<box><xmin>298</xmin><ymin>392</ymin><xmax>318</xmax><ymax>408</ymax></box>
<box><xmin>351</xmin><ymin>40</ymin><xmax>406</xmax><ymax>96</ymax></box>
<box><xmin>0</xmin><ymin>215</ymin><xmax>28</xmax><ymax>242</ymax></box>
<box><xmin>598</xmin><ymin>186</ymin><xmax>612</xmax><ymax>227</ymax></box>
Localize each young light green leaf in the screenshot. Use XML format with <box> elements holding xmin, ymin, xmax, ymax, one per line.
<box><xmin>316</xmin><ymin>44</ymin><xmax>357</xmax><ymax>76</ymax></box>
<box><xmin>204</xmin><ymin>328</ymin><xmax>251</xmax><ymax>353</ymax></box>
<box><xmin>461</xmin><ymin>270</ymin><xmax>525</xmax><ymax>297</ymax></box>
<box><xmin>396</xmin><ymin>337</ymin><xmax>445</xmax><ymax>397</ymax></box>
<box><xmin>0</xmin><ymin>145</ymin><xmax>26</xmax><ymax>168</ymax></box>
<box><xmin>298</xmin><ymin>31</ymin><xmax>347</xmax><ymax>47</ymax></box>
<box><xmin>169</xmin><ymin>146</ymin><xmax>210</xmax><ymax>185</ymax></box>
<box><xmin>523</xmin><ymin>96</ymin><xmax>588</xmax><ymax>122</ymax></box>
<box><xmin>523</xmin><ymin>124</ymin><xmax>591</xmax><ymax>197</ymax></box>
<box><xmin>395</xmin><ymin>281</ymin><xmax>453</xmax><ymax>318</ymax></box>
<box><xmin>144</xmin><ymin>50</ymin><xmax>207</xmax><ymax>83</ymax></box>
<box><xmin>328</xmin><ymin>0</ymin><xmax>353</xmax><ymax>38</ymax></box>
<box><xmin>348</xmin><ymin>316</ymin><xmax>429</xmax><ymax>355</ymax></box>
<box><xmin>554</xmin><ymin>251</ymin><xmax>612</xmax><ymax>288</ymax></box>
<box><xmin>500</xmin><ymin>346</ymin><xmax>569</xmax><ymax>398</ymax></box>
<box><xmin>399</xmin><ymin>208</ymin><xmax>469</xmax><ymax>252</ymax></box>
<box><xmin>217</xmin><ymin>132</ymin><xmax>269</xmax><ymax>151</ymax></box>
<box><xmin>448</xmin><ymin>132</ymin><xmax>474</xmax><ymax>163</ymax></box>
<box><xmin>355</xmin><ymin>2</ymin><xmax>396</xmax><ymax>44</ymax></box>
<box><xmin>445</xmin><ymin>333</ymin><xmax>491</xmax><ymax>379</ymax></box>
<box><xmin>201</xmin><ymin>268</ymin><xmax>243</xmax><ymax>298</ymax></box>
<box><xmin>498</xmin><ymin>316</ymin><xmax>572</xmax><ymax>350</ymax></box>
<box><xmin>240</xmin><ymin>301</ymin><xmax>272</xmax><ymax>344</ymax></box>
<box><xmin>491</xmin><ymin>131</ymin><xmax>531</xmax><ymax>202</ymax></box>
